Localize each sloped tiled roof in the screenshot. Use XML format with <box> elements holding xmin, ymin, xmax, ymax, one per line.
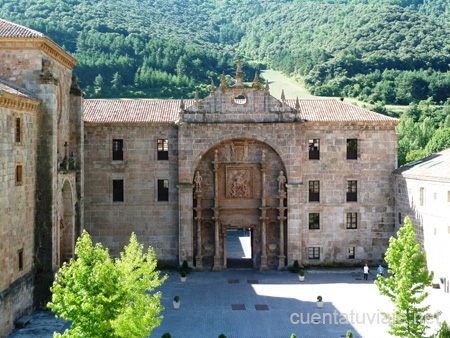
<box><xmin>84</xmin><ymin>99</ymin><xmax>194</xmax><ymax>123</ymax></box>
<box><xmin>393</xmin><ymin>147</ymin><xmax>450</xmax><ymax>181</ymax></box>
<box><xmin>0</xmin><ymin>78</ymin><xmax>38</xmax><ymax>101</ymax></box>
<box><xmin>84</xmin><ymin>98</ymin><xmax>399</xmax><ymax>124</ymax></box>
<box><xmin>286</xmin><ymin>99</ymin><xmax>399</xmax><ymax>123</ymax></box>
<box><xmin>0</xmin><ymin>18</ymin><xmax>45</xmax><ymax>38</ymax></box>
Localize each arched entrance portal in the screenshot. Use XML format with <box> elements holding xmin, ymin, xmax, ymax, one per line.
<box><xmin>59</xmin><ymin>180</ymin><xmax>75</xmax><ymax>266</ymax></box>
<box><xmin>192</xmin><ymin>139</ymin><xmax>287</xmax><ymax>271</ymax></box>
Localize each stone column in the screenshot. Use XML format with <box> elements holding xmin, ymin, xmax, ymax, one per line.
<box><xmin>286</xmin><ymin>183</ymin><xmax>303</xmax><ymax>266</ymax></box>
<box><xmin>259</xmin><ymin>152</ymin><xmax>269</xmax><ymax>271</ymax></box>
<box><xmin>212</xmin><ymin>208</ymin><xmax>221</xmax><ymax>272</ymax></box>
<box><xmin>194</xmin><ymin>191</ymin><xmax>203</xmax><ymax>270</ymax></box>
<box><xmin>277</xmin><ymin>191</ymin><xmax>287</xmax><ymax>270</ymax></box>
<box><xmin>177</xmin><ymin>183</ymin><xmax>194</xmax><ymax>266</ymax></box>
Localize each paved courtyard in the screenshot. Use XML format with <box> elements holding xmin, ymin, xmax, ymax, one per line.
<box><xmin>9</xmin><ymin>268</ymin><xmax>450</xmax><ymax>338</ymax></box>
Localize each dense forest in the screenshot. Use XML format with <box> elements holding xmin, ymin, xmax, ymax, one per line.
<box><xmin>1</xmin><ymin>0</ymin><xmax>450</xmax><ymax>165</ymax></box>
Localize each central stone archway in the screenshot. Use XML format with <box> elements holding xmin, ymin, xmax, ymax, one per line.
<box><xmin>192</xmin><ymin>138</ymin><xmax>287</xmax><ymax>271</ymax></box>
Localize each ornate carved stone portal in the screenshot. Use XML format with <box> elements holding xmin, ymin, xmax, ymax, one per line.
<box><xmin>193</xmin><ymin>139</ymin><xmax>287</xmax><ymax>270</ymax></box>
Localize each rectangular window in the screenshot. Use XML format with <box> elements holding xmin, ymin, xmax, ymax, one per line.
<box><xmin>398</xmin><ymin>213</ymin><xmax>402</xmax><ymax>224</ymax></box>
<box><xmin>308</xmin><ymin>247</ymin><xmax>320</xmax><ymax>259</ymax></box>
<box><xmin>112</xmin><ymin>139</ymin><xmax>123</xmax><ymax>161</ymax></box>
<box><xmin>420</xmin><ymin>187</ymin><xmax>424</xmax><ymax>206</ymax></box>
<box><xmin>347</xmin><ymin>139</ymin><xmax>357</xmax><ymax>160</ymax></box>
<box><xmin>16</xmin><ymin>117</ymin><xmax>22</xmax><ymax>144</ymax></box>
<box><xmin>157</xmin><ymin>139</ymin><xmax>169</xmax><ymax>160</ymax></box>
<box><xmin>309</xmin><ymin>181</ymin><xmax>320</xmax><ymax>202</ymax></box>
<box><xmin>346</xmin><ymin>212</ymin><xmax>357</xmax><ymax>229</ymax></box>
<box><xmin>347</xmin><ymin>180</ymin><xmax>357</xmax><ymax>202</ymax></box>
<box><xmin>16</xmin><ymin>165</ymin><xmax>23</xmax><ymax>185</ymax></box>
<box><xmin>348</xmin><ymin>247</ymin><xmax>355</xmax><ymax>259</ymax></box>
<box><xmin>309</xmin><ymin>213</ymin><xmax>320</xmax><ymax>230</ymax></box>
<box><xmin>18</xmin><ymin>249</ymin><xmax>23</xmax><ymax>271</ymax></box>
<box><xmin>158</xmin><ymin>179</ymin><xmax>169</xmax><ymax>201</ymax></box>
<box><xmin>308</xmin><ymin>139</ymin><xmax>320</xmax><ymax>160</ymax></box>
<box><xmin>113</xmin><ymin>179</ymin><xmax>124</xmax><ymax>202</ymax></box>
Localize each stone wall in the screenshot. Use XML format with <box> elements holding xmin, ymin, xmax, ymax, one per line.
<box><xmin>395</xmin><ymin>175</ymin><xmax>450</xmax><ymax>287</ymax></box>
<box><xmin>84</xmin><ymin>123</ymin><xmax>179</xmax><ymax>266</ymax></box>
<box><xmin>0</xmin><ymin>106</ymin><xmax>37</xmax><ymax>338</ymax></box>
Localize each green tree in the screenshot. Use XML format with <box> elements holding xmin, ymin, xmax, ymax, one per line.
<box><xmin>375</xmin><ymin>217</ymin><xmax>434</xmax><ymax>338</ymax></box>
<box><xmin>48</xmin><ymin>231</ymin><xmax>166</xmax><ymax>338</ymax></box>
<box><xmin>424</xmin><ymin>128</ymin><xmax>450</xmax><ymax>156</ymax></box>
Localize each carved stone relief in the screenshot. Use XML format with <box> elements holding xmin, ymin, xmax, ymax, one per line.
<box><xmin>226</xmin><ymin>167</ymin><xmax>252</xmax><ymax>198</ymax></box>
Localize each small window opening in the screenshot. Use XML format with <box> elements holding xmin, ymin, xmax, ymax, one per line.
<box><xmin>157</xmin><ymin>139</ymin><xmax>169</xmax><ymax>160</ymax></box>
<box><xmin>158</xmin><ymin>179</ymin><xmax>169</xmax><ymax>201</ymax></box>
<box><xmin>234</xmin><ymin>94</ymin><xmax>247</xmax><ymax>105</ymax></box>
<box><xmin>309</xmin><ymin>139</ymin><xmax>320</xmax><ymax>160</ymax></box>
<box><xmin>18</xmin><ymin>249</ymin><xmax>23</xmax><ymax>271</ymax></box>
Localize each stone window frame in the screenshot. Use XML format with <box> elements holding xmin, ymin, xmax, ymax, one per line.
<box><xmin>15</xmin><ymin>162</ymin><xmax>24</xmax><ymax>186</ymax></box>
<box><xmin>156</xmin><ymin>178</ymin><xmax>169</xmax><ymax>202</ymax></box>
<box><xmin>15</xmin><ymin>114</ymin><xmax>23</xmax><ymax>145</ymax></box>
<box><xmin>346</xmin><ymin>212</ymin><xmax>358</xmax><ymax>229</ymax></box>
<box><xmin>111</xmin><ymin>177</ymin><xmax>125</xmax><ymax>203</ymax></box>
<box><xmin>18</xmin><ymin>248</ymin><xmax>24</xmax><ymax>271</ymax></box>
<box><xmin>346</xmin><ymin>138</ymin><xmax>358</xmax><ymax>160</ymax></box>
<box><xmin>308</xmin><ymin>180</ymin><xmax>320</xmax><ymax>202</ymax></box>
<box><xmin>308</xmin><ymin>247</ymin><xmax>320</xmax><ymax>260</ymax></box>
<box><xmin>112</xmin><ymin>139</ymin><xmax>124</xmax><ymax>161</ymax></box>
<box><xmin>157</xmin><ymin>138</ymin><xmax>169</xmax><ymax>161</ymax></box>
<box><xmin>232</xmin><ymin>93</ymin><xmax>248</xmax><ymax>106</ymax></box>
<box><xmin>348</xmin><ymin>247</ymin><xmax>355</xmax><ymax>259</ymax></box>
<box><xmin>308</xmin><ymin>212</ymin><xmax>320</xmax><ymax>230</ymax></box>
<box><xmin>308</xmin><ymin>138</ymin><xmax>320</xmax><ymax>160</ymax></box>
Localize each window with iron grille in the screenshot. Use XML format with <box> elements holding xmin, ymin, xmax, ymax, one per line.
<box><xmin>347</xmin><ymin>139</ymin><xmax>357</xmax><ymax>160</ymax></box>
<box><xmin>348</xmin><ymin>247</ymin><xmax>355</xmax><ymax>259</ymax></box>
<box><xmin>157</xmin><ymin>139</ymin><xmax>169</xmax><ymax>160</ymax></box>
<box><xmin>113</xmin><ymin>179</ymin><xmax>124</xmax><ymax>202</ymax></box>
<box><xmin>309</xmin><ymin>181</ymin><xmax>320</xmax><ymax>202</ymax></box>
<box><xmin>346</xmin><ymin>212</ymin><xmax>357</xmax><ymax>229</ymax></box>
<box><xmin>309</xmin><ymin>213</ymin><xmax>320</xmax><ymax>230</ymax></box>
<box><xmin>308</xmin><ymin>247</ymin><xmax>320</xmax><ymax>259</ymax></box>
<box><xmin>346</xmin><ymin>180</ymin><xmax>357</xmax><ymax>202</ymax></box>
<box><xmin>308</xmin><ymin>139</ymin><xmax>320</xmax><ymax>160</ymax></box>
<box><xmin>16</xmin><ymin>117</ymin><xmax>22</xmax><ymax>144</ymax></box>
<box><xmin>112</xmin><ymin>139</ymin><xmax>123</xmax><ymax>161</ymax></box>
<box><xmin>158</xmin><ymin>179</ymin><xmax>169</xmax><ymax>201</ymax></box>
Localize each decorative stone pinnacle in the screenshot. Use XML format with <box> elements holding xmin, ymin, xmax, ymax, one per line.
<box><xmin>235</xmin><ymin>59</ymin><xmax>243</xmax><ymax>78</ymax></box>
<box><xmin>265</xmin><ymin>79</ymin><xmax>270</xmax><ymax>91</ymax></box>
<box><xmin>180</xmin><ymin>96</ymin><xmax>185</xmax><ymax>109</ymax></box>
<box><xmin>252</xmin><ymin>71</ymin><xmax>260</xmax><ymax>87</ymax></box>
<box><xmin>211</xmin><ymin>79</ymin><xmax>215</xmax><ymax>93</ymax></box>
<box><xmin>220</xmin><ymin>71</ymin><xmax>227</xmax><ymax>88</ymax></box>
<box><xmin>295</xmin><ymin>96</ymin><xmax>300</xmax><ymax>109</ymax></box>
<box><xmin>194</xmin><ymin>88</ymin><xmax>199</xmax><ymax>102</ymax></box>
<box><xmin>214</xmin><ymin>149</ymin><xmax>219</xmax><ymax>161</ymax></box>
<box><xmin>281</xmin><ymin>89</ymin><xmax>285</xmax><ymax>101</ymax></box>
<box><xmin>70</xmin><ymin>76</ymin><xmax>82</xmax><ymax>96</ymax></box>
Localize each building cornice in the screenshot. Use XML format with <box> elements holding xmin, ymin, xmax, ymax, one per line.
<box><xmin>0</xmin><ymin>37</ymin><xmax>77</xmax><ymax>69</ymax></box>
<box><xmin>0</xmin><ymin>92</ymin><xmax>40</xmax><ymax>112</ymax></box>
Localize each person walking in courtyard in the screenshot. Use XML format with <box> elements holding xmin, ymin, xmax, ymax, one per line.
<box><xmin>364</xmin><ymin>264</ymin><xmax>369</xmax><ymax>280</ymax></box>
<box><xmin>377</xmin><ymin>265</ymin><xmax>384</xmax><ymax>277</ymax></box>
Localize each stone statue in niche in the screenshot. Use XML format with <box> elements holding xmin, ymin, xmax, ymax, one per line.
<box><xmin>39</xmin><ymin>59</ymin><xmax>58</xmax><ymax>85</ymax></box>
<box><xmin>194</xmin><ymin>171</ymin><xmax>203</xmax><ymax>192</ymax></box>
<box><xmin>277</xmin><ymin>171</ymin><xmax>287</xmax><ymax>192</ymax></box>
<box><xmin>230</xmin><ymin>170</ymin><xmax>250</xmax><ymax>198</ymax></box>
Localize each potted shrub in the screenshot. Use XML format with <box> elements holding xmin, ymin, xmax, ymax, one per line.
<box><xmin>299</xmin><ymin>269</ymin><xmax>305</xmax><ymax>282</ymax></box>
<box><xmin>290</xmin><ymin>260</ymin><xmax>301</xmax><ymax>273</ymax></box>
<box><xmin>346</xmin><ymin>330</ymin><xmax>353</xmax><ymax>338</ymax></box>
<box><xmin>181</xmin><ymin>271</ymin><xmax>187</xmax><ymax>283</ymax></box>
<box><xmin>161</xmin><ymin>334</ymin><xmax>172</xmax><ymax>338</ymax></box>
<box><xmin>173</xmin><ymin>295</ymin><xmax>180</xmax><ymax>310</ymax></box>
<box><xmin>316</xmin><ymin>295</ymin><xmax>323</xmax><ymax>309</ymax></box>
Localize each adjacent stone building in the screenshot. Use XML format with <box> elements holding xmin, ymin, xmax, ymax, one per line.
<box><xmin>0</xmin><ymin>19</ymin><xmax>84</xmax><ymax>337</ymax></box>
<box><xmin>394</xmin><ymin>147</ymin><xmax>450</xmax><ymax>293</ymax></box>
<box><xmin>84</xmin><ymin>62</ymin><xmax>400</xmax><ymax>271</ymax></box>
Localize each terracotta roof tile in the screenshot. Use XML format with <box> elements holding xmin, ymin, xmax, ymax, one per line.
<box><xmin>0</xmin><ymin>18</ymin><xmax>45</xmax><ymax>38</ymax></box>
<box><xmin>286</xmin><ymin>99</ymin><xmax>399</xmax><ymax>123</ymax></box>
<box><xmin>84</xmin><ymin>98</ymin><xmax>399</xmax><ymax>124</ymax></box>
<box><xmin>84</xmin><ymin>99</ymin><xmax>193</xmax><ymax>123</ymax></box>
<box><xmin>0</xmin><ymin>78</ymin><xmax>38</xmax><ymax>100</ymax></box>
<box><xmin>393</xmin><ymin>147</ymin><xmax>450</xmax><ymax>180</ymax></box>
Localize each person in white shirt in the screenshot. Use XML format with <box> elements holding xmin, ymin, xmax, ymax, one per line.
<box><xmin>363</xmin><ymin>264</ymin><xmax>369</xmax><ymax>280</ymax></box>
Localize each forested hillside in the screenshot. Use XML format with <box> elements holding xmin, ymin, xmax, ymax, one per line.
<box><xmin>1</xmin><ymin>0</ymin><xmax>450</xmax><ymax>165</ymax></box>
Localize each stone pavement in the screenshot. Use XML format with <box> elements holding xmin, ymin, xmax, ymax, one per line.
<box><xmin>9</xmin><ymin>268</ymin><xmax>450</xmax><ymax>338</ymax></box>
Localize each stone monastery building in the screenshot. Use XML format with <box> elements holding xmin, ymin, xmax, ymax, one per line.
<box><xmin>1</xmin><ymin>19</ymin><xmax>402</xmax><ymax>337</ymax></box>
